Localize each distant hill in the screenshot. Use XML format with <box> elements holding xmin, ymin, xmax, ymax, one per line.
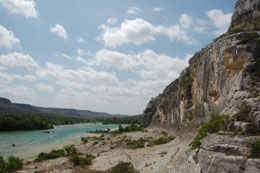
<box><xmin>0</xmin><ymin>97</ymin><xmax>127</xmax><ymax>119</ymax></box>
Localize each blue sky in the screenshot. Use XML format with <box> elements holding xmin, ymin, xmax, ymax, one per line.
<box><xmin>0</xmin><ymin>0</ymin><xmax>237</xmax><ymax>115</ymax></box>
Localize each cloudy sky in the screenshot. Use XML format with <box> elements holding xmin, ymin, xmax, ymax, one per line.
<box><xmin>0</xmin><ymin>0</ymin><xmax>237</xmax><ymax>115</ymax></box>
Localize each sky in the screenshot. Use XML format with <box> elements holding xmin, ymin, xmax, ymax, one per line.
<box><xmin>0</xmin><ymin>0</ymin><xmax>237</xmax><ymax>115</ymax></box>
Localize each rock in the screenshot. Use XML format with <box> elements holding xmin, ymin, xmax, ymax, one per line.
<box><xmin>234</xmin><ymin>121</ymin><xmax>258</xmax><ymax>133</ymax></box>
<box><xmin>244</xmin><ymin>158</ymin><xmax>260</xmax><ymax>173</ymax></box>
<box><xmin>229</xmin><ymin>0</ymin><xmax>260</xmax><ymax>29</ymax></box>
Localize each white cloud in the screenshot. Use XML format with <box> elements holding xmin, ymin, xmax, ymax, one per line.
<box><xmin>0</xmin><ymin>25</ymin><xmax>20</xmax><ymax>49</ymax></box>
<box><xmin>76</xmin><ymin>49</ymin><xmax>86</xmax><ymax>56</ymax></box>
<box><xmin>0</xmin><ymin>52</ymin><xmax>40</xmax><ymax>69</ymax></box>
<box><xmin>37</xmin><ymin>83</ymin><xmax>54</xmax><ymax>93</ymax></box>
<box><xmin>0</xmin><ymin>0</ymin><xmax>38</xmax><ymax>18</ymax></box>
<box><xmin>179</xmin><ymin>14</ymin><xmax>193</xmax><ymax>29</ymax></box>
<box><xmin>153</xmin><ymin>7</ymin><xmax>162</xmax><ymax>12</ymax></box>
<box><xmin>50</xmin><ymin>24</ymin><xmax>68</xmax><ymax>40</ymax></box>
<box><xmin>107</xmin><ymin>18</ymin><xmax>118</xmax><ymax>25</ymax></box>
<box><xmin>127</xmin><ymin>7</ymin><xmax>141</xmax><ymax>15</ymax></box>
<box><xmin>206</xmin><ymin>9</ymin><xmax>232</xmax><ymax>36</ymax></box>
<box><xmin>92</xmin><ymin>49</ymin><xmax>138</xmax><ymax>70</ymax></box>
<box><xmin>97</xmin><ymin>18</ymin><xmax>196</xmax><ymax>48</ymax></box>
<box><xmin>78</xmin><ymin>37</ymin><xmax>85</xmax><ymax>43</ymax></box>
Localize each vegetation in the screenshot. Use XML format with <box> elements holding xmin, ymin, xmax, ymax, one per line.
<box><xmin>35</xmin><ymin>149</ymin><xmax>65</xmax><ymax>162</ymax></box>
<box><xmin>239</xmin><ymin>32</ymin><xmax>260</xmax><ymax>45</ymax></box>
<box><xmin>110</xmin><ymin>124</ymin><xmax>144</xmax><ymax>136</ymax></box>
<box><xmin>248</xmin><ymin>58</ymin><xmax>260</xmax><ymax>80</ymax></box>
<box><xmin>148</xmin><ymin>136</ymin><xmax>175</xmax><ymax>146</ymax></box>
<box><xmin>126</xmin><ymin>138</ymin><xmax>146</xmax><ymax>149</ymax></box>
<box><xmin>247</xmin><ymin>139</ymin><xmax>260</xmax><ymax>159</ymax></box>
<box><xmin>70</xmin><ymin>154</ymin><xmax>95</xmax><ymax>166</ymax></box>
<box><xmin>233</xmin><ymin>101</ymin><xmax>253</xmax><ymax>122</ymax></box>
<box><xmin>63</xmin><ymin>145</ymin><xmax>77</xmax><ymax>156</ymax></box>
<box><xmin>0</xmin><ymin>155</ymin><xmax>23</xmax><ymax>172</ymax></box>
<box><xmin>0</xmin><ymin>114</ymin><xmax>91</xmax><ymax>131</ymax></box>
<box><xmin>96</xmin><ymin>116</ymin><xmax>142</xmax><ymax>125</ymax></box>
<box><xmin>81</xmin><ymin>137</ymin><xmax>89</xmax><ymax>144</ymax></box>
<box><xmin>190</xmin><ymin>113</ymin><xmax>230</xmax><ymax>149</ymax></box>
<box><xmin>182</xmin><ymin>75</ymin><xmax>193</xmax><ymax>94</ymax></box>
<box><xmin>111</xmin><ymin>162</ymin><xmax>139</xmax><ymax>173</ymax></box>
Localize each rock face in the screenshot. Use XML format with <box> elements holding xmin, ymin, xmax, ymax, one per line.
<box><xmin>230</xmin><ymin>0</ymin><xmax>260</xmax><ymax>29</ymax></box>
<box><xmin>142</xmin><ymin>0</ymin><xmax>260</xmax><ymax>129</ymax></box>
<box><xmin>142</xmin><ymin>0</ymin><xmax>260</xmax><ymax>172</ymax></box>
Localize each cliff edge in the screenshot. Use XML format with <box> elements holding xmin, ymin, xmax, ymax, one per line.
<box><xmin>142</xmin><ymin>0</ymin><xmax>260</xmax><ymax>172</ymax></box>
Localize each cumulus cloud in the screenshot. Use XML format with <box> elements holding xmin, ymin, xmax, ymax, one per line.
<box><xmin>0</xmin><ymin>52</ymin><xmax>40</xmax><ymax>69</ymax></box>
<box><xmin>50</xmin><ymin>24</ymin><xmax>68</xmax><ymax>40</ymax></box>
<box><xmin>127</xmin><ymin>7</ymin><xmax>141</xmax><ymax>15</ymax></box>
<box><xmin>37</xmin><ymin>83</ymin><xmax>54</xmax><ymax>93</ymax></box>
<box><xmin>0</xmin><ymin>0</ymin><xmax>38</xmax><ymax>18</ymax></box>
<box><xmin>206</xmin><ymin>9</ymin><xmax>232</xmax><ymax>36</ymax></box>
<box><xmin>179</xmin><ymin>14</ymin><xmax>193</xmax><ymax>29</ymax></box>
<box><xmin>107</xmin><ymin>18</ymin><xmax>118</xmax><ymax>25</ymax></box>
<box><xmin>0</xmin><ymin>25</ymin><xmax>20</xmax><ymax>49</ymax></box>
<box><xmin>76</xmin><ymin>49</ymin><xmax>87</xmax><ymax>56</ymax></box>
<box><xmin>153</xmin><ymin>7</ymin><xmax>162</xmax><ymax>12</ymax></box>
<box><xmin>97</xmin><ymin>18</ymin><xmax>196</xmax><ymax>48</ymax></box>
<box><xmin>78</xmin><ymin>37</ymin><xmax>85</xmax><ymax>43</ymax></box>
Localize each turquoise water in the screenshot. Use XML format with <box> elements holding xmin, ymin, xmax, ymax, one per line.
<box><xmin>0</xmin><ymin>123</ymin><xmax>120</xmax><ymax>160</ymax></box>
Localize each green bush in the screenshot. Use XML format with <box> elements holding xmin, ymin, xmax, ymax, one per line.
<box><xmin>0</xmin><ymin>155</ymin><xmax>23</xmax><ymax>172</ymax></box>
<box><xmin>35</xmin><ymin>149</ymin><xmax>65</xmax><ymax>162</ymax></box>
<box><xmin>247</xmin><ymin>139</ymin><xmax>260</xmax><ymax>158</ymax></box>
<box><xmin>228</xmin><ymin>26</ymin><xmax>244</xmax><ymax>35</ymax></box>
<box><xmin>248</xmin><ymin>58</ymin><xmax>260</xmax><ymax>80</ymax></box>
<box><xmin>70</xmin><ymin>154</ymin><xmax>95</xmax><ymax>166</ymax></box>
<box><xmin>111</xmin><ymin>162</ymin><xmax>139</xmax><ymax>173</ymax></box>
<box><xmin>6</xmin><ymin>156</ymin><xmax>23</xmax><ymax>171</ymax></box>
<box><xmin>233</xmin><ymin>101</ymin><xmax>253</xmax><ymax>122</ymax></box>
<box><xmin>239</xmin><ymin>32</ymin><xmax>260</xmax><ymax>44</ymax></box>
<box><xmin>64</xmin><ymin>145</ymin><xmax>77</xmax><ymax>156</ymax></box>
<box><xmin>190</xmin><ymin>113</ymin><xmax>230</xmax><ymax>149</ymax></box>
<box><xmin>0</xmin><ymin>155</ymin><xmax>7</xmax><ymax>173</ymax></box>
<box><xmin>148</xmin><ymin>136</ymin><xmax>175</xmax><ymax>146</ymax></box>
<box><xmin>126</xmin><ymin>138</ymin><xmax>146</xmax><ymax>149</ymax></box>
<box><xmin>81</xmin><ymin>137</ymin><xmax>89</xmax><ymax>144</ymax></box>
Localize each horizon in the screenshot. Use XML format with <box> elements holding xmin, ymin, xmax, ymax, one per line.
<box><xmin>0</xmin><ymin>0</ymin><xmax>237</xmax><ymax>115</ymax></box>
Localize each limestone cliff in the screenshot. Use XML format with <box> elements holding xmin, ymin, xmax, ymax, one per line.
<box><xmin>143</xmin><ymin>0</ymin><xmax>260</xmax><ymax>130</ymax></box>
<box><xmin>143</xmin><ymin>0</ymin><xmax>260</xmax><ymax>172</ymax></box>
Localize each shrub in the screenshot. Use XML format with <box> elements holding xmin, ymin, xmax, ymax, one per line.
<box><xmin>111</xmin><ymin>162</ymin><xmax>139</xmax><ymax>173</ymax></box>
<box><xmin>81</xmin><ymin>137</ymin><xmax>88</xmax><ymax>144</ymax></box>
<box><xmin>0</xmin><ymin>155</ymin><xmax>23</xmax><ymax>172</ymax></box>
<box><xmin>35</xmin><ymin>149</ymin><xmax>65</xmax><ymax>162</ymax></box>
<box><xmin>64</xmin><ymin>145</ymin><xmax>77</xmax><ymax>156</ymax></box>
<box><xmin>161</xmin><ymin>131</ymin><xmax>168</xmax><ymax>137</ymax></box>
<box><xmin>228</xmin><ymin>26</ymin><xmax>244</xmax><ymax>35</ymax></box>
<box><xmin>239</xmin><ymin>32</ymin><xmax>260</xmax><ymax>45</ymax></box>
<box><xmin>190</xmin><ymin>113</ymin><xmax>230</xmax><ymax>149</ymax></box>
<box><xmin>233</xmin><ymin>101</ymin><xmax>253</xmax><ymax>122</ymax></box>
<box><xmin>248</xmin><ymin>58</ymin><xmax>260</xmax><ymax>80</ymax></box>
<box><xmin>126</xmin><ymin>138</ymin><xmax>146</xmax><ymax>149</ymax></box>
<box><xmin>70</xmin><ymin>154</ymin><xmax>95</xmax><ymax>166</ymax></box>
<box><xmin>0</xmin><ymin>155</ymin><xmax>7</xmax><ymax>173</ymax></box>
<box><xmin>247</xmin><ymin>139</ymin><xmax>260</xmax><ymax>158</ymax></box>
<box><xmin>6</xmin><ymin>156</ymin><xmax>23</xmax><ymax>171</ymax></box>
<box><xmin>148</xmin><ymin>136</ymin><xmax>175</xmax><ymax>146</ymax></box>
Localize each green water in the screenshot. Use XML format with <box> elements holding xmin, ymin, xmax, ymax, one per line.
<box><xmin>0</xmin><ymin>123</ymin><xmax>120</xmax><ymax>160</ymax></box>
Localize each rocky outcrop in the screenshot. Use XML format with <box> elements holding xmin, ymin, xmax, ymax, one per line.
<box><xmin>197</xmin><ymin>133</ymin><xmax>260</xmax><ymax>173</ymax></box>
<box><xmin>230</xmin><ymin>0</ymin><xmax>260</xmax><ymax>29</ymax></box>
<box><xmin>142</xmin><ymin>0</ymin><xmax>260</xmax><ymax>129</ymax></box>
<box><xmin>142</xmin><ymin>0</ymin><xmax>260</xmax><ymax>172</ymax></box>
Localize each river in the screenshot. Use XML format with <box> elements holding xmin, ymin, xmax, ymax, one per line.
<box><xmin>0</xmin><ymin>123</ymin><xmax>121</xmax><ymax>160</ymax></box>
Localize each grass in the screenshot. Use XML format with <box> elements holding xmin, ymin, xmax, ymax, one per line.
<box><xmin>247</xmin><ymin>139</ymin><xmax>260</xmax><ymax>159</ymax></box>
<box><xmin>111</xmin><ymin>162</ymin><xmax>139</xmax><ymax>173</ymax></box>
<box><xmin>148</xmin><ymin>136</ymin><xmax>175</xmax><ymax>146</ymax></box>
<box><xmin>35</xmin><ymin>149</ymin><xmax>65</xmax><ymax>162</ymax></box>
<box><xmin>0</xmin><ymin>155</ymin><xmax>23</xmax><ymax>172</ymax></box>
<box><xmin>64</xmin><ymin>145</ymin><xmax>77</xmax><ymax>156</ymax></box>
<box><xmin>126</xmin><ymin>138</ymin><xmax>146</xmax><ymax>149</ymax></box>
<box><xmin>70</xmin><ymin>154</ymin><xmax>95</xmax><ymax>166</ymax></box>
<box><xmin>190</xmin><ymin>113</ymin><xmax>230</xmax><ymax>149</ymax></box>
<box><xmin>233</xmin><ymin>101</ymin><xmax>253</xmax><ymax>122</ymax></box>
